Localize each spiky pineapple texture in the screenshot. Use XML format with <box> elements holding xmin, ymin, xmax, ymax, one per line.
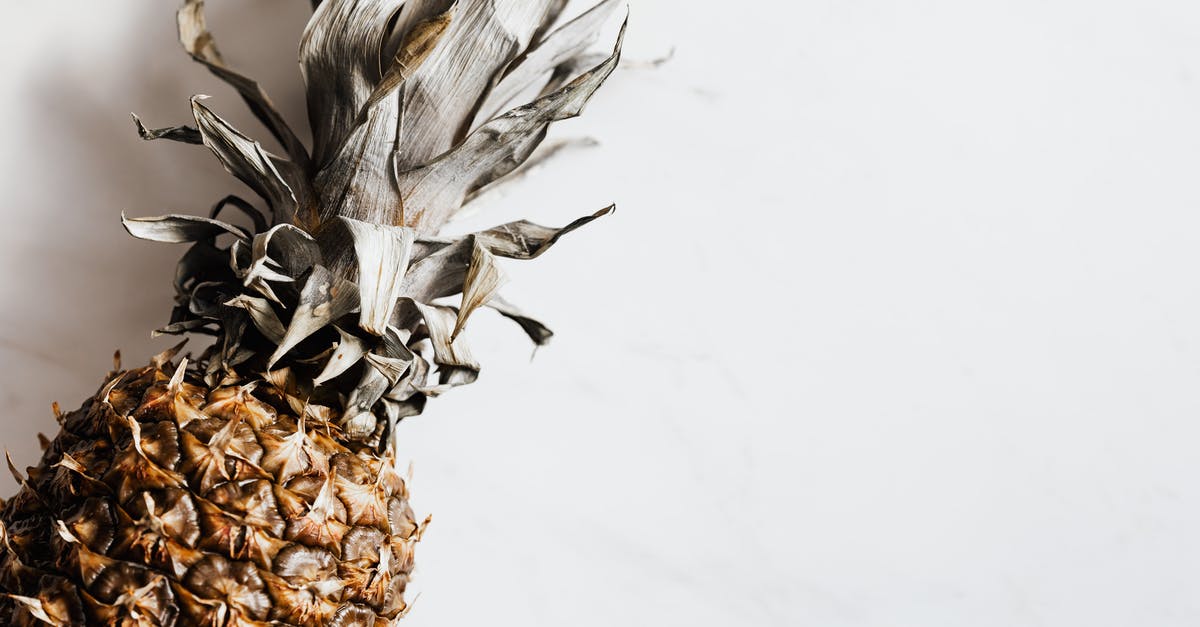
<box><xmin>0</xmin><ymin>0</ymin><xmax>623</xmax><ymax>624</ymax></box>
<box><xmin>2</xmin><ymin>351</ymin><xmax>423</xmax><ymax>625</ymax></box>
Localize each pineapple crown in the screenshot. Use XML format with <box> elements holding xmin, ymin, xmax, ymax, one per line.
<box><xmin>121</xmin><ymin>0</ymin><xmax>625</xmax><ymax>449</ymax></box>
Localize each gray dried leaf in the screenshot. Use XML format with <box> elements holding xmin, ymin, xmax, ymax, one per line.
<box><xmin>250</xmin><ymin>224</ymin><xmax>321</xmax><ymax>280</ymax></box>
<box><xmin>216</xmin><ymin>306</ymin><xmax>250</xmax><ymax>370</ymax></box>
<box><xmin>385</xmin><ymin>351</ymin><xmax>431</xmax><ymax>402</ymax></box>
<box><xmin>342</xmin><ymin>366</ymin><xmax>390</xmax><ymax>439</ymax></box>
<box><xmin>477</xmin><ymin>204</ymin><xmax>614</xmax><ymax>259</ymax></box>
<box><xmin>396</xmin><ymin>0</ymin><xmax>559</xmax><ymax>169</ymax></box>
<box><xmin>209</xmin><ymin>195</ymin><xmax>269</xmax><ymax>234</ymax></box>
<box><xmin>453</xmin><ymin>240</ymin><xmax>507</xmax><ymax>340</ymax></box>
<box><xmin>313</xmin><ymin>6</ymin><xmax>453</xmax><ymax>229</ymax></box>
<box><xmin>178</xmin><ymin>0</ymin><xmax>311</xmax><ymax>168</ymax></box>
<box><xmin>122</xmin><ymin>213</ymin><xmax>249</xmax><ymax>243</ymax></box>
<box><xmin>153</xmin><ymin>319</ymin><xmax>218</xmax><ymax>337</ymax></box>
<box><xmin>401</xmin><ymin>206</ymin><xmax>610</xmax><ymax>304</ymax></box>
<box><xmin>487</xmin><ymin>295</ymin><xmax>553</xmax><ymax>345</ymax></box>
<box><xmin>230</xmin><ymin>236</ymin><xmax>285</xmax><ymax>304</ymax></box>
<box><xmin>299</xmin><ymin>0</ymin><xmax>406</xmax><ymax>166</ymax></box>
<box><xmin>189</xmin><ymin>281</ymin><xmax>237</xmax><ymax>318</ymax></box>
<box><xmin>190</xmin><ymin>96</ymin><xmax>300</xmax><ymax>224</ymax></box>
<box><xmin>269</xmin><ymin>265</ymin><xmax>362</xmax><ymax>368</ymax></box>
<box><xmin>475</xmin><ymin>0</ymin><xmax>622</xmax><ymax>124</ymax></box>
<box><xmin>380</xmin><ymin>0</ymin><xmax>456</xmax><ymax>75</ymax></box>
<box><xmin>363</xmin><ymin>353</ymin><xmax>412</xmax><ymax>387</ymax></box>
<box><xmin>367</xmin><ymin>327</ymin><xmax>416</xmax><ymax>385</ymax></box>
<box><xmin>368</xmin><ymin>6</ymin><xmax>454</xmax><ymax>115</ymax></box>
<box><xmin>312</xmin><ymin>101</ymin><xmax>401</xmax><ymax>231</ymax></box>
<box><xmin>314</xmin><ymin>326</ymin><xmax>368</xmax><ymax>385</ymax></box>
<box><xmin>394</xmin><ymin>18</ymin><xmax>625</xmax><ymax>232</ymax></box>
<box><xmin>411</xmin><ymin>300</ymin><xmax>479</xmax><ymax>375</ymax></box>
<box><xmin>379</xmin><ymin>397</ymin><xmax>426</xmax><ymax>423</ymax></box>
<box><xmin>175</xmin><ymin>240</ymin><xmax>228</xmax><ymax>297</ymax></box>
<box><xmin>401</xmin><ymin>236</ymin><xmax>474</xmax><ymax>302</ymax></box>
<box><xmin>131</xmin><ymin>113</ymin><xmax>202</xmax><ymax>144</ymax></box>
<box><xmin>224</xmin><ymin>295</ymin><xmax>286</xmax><ymax>344</ymax></box>
<box><xmin>338</xmin><ymin>218</ymin><xmax>417</xmax><ymax>335</ymax></box>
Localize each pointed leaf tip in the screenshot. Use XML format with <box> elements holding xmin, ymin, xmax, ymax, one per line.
<box><xmin>122</xmin><ymin>212</ymin><xmax>248</xmax><ymax>244</ymax></box>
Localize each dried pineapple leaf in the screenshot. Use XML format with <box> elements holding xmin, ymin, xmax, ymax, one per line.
<box><xmin>401</xmin><ymin>206</ymin><xmax>611</xmax><ymax>304</ymax></box>
<box><xmin>395</xmin><ymin>19</ymin><xmax>625</xmax><ymax>232</ymax></box>
<box><xmin>401</xmin><ymin>236</ymin><xmax>474</xmax><ymax>302</ymax></box>
<box><xmin>395</xmin><ymin>0</ymin><xmax>560</xmax><ymax>169</ymax></box>
<box><xmin>364</xmin><ymin>353</ymin><xmax>413</xmax><ymax>388</ymax></box>
<box><xmin>268</xmin><ymin>265</ymin><xmax>361</xmax><ymax>368</ymax></box>
<box><xmin>368</xmin><ymin>6</ymin><xmax>454</xmax><ymax>115</ymax></box>
<box><xmin>249</xmin><ymin>224</ymin><xmax>321</xmax><ymax>280</ymax></box>
<box><xmin>131</xmin><ymin>113</ymin><xmax>202</xmax><ymax>144</ymax></box>
<box><xmin>122</xmin><ymin>213</ymin><xmax>249</xmax><ymax>243</ymax></box>
<box><xmin>178</xmin><ymin>0</ymin><xmax>311</xmax><ymax>168</ymax></box>
<box><xmin>386</xmin><ymin>351</ymin><xmax>431</xmax><ymax>401</ymax></box>
<box><xmin>190</xmin><ymin>96</ymin><xmax>301</xmax><ymax>224</ymax></box>
<box><xmin>231</xmin><ymin>234</ymin><xmax>286</xmax><ymax>304</ymax></box>
<box><xmin>409</xmin><ymin>300</ymin><xmax>479</xmax><ymax>376</ymax></box>
<box><xmin>364</xmin><ymin>329</ymin><xmax>414</xmax><ymax>386</ymax></box>
<box><xmin>314</xmin><ymin>326</ymin><xmax>368</xmax><ymax>385</ymax></box>
<box><xmin>175</xmin><ymin>241</ymin><xmax>230</xmax><ymax>299</ymax></box>
<box><xmin>150</xmin><ymin>340</ymin><xmax>190</xmax><ymax>370</ymax></box>
<box><xmin>453</xmin><ymin>240</ymin><xmax>507</xmax><ymax>341</ymax></box>
<box><xmin>487</xmin><ymin>294</ymin><xmax>553</xmax><ymax>345</ymax></box>
<box><xmin>209</xmin><ymin>195</ymin><xmax>268</xmax><ymax>234</ymax></box>
<box><xmin>342</xmin><ymin>367</ymin><xmax>390</xmax><ymax>440</ymax></box>
<box><xmin>224</xmin><ymin>295</ymin><xmax>286</xmax><ymax>344</ymax></box>
<box><xmin>153</xmin><ymin>319</ymin><xmax>218</xmax><ymax>337</ymax></box>
<box><xmin>312</xmin><ymin>6</ymin><xmax>453</xmax><ymax>229</ymax></box>
<box><xmin>312</xmin><ymin>102</ymin><xmax>402</xmax><ymax>231</ymax></box>
<box><xmin>342</xmin><ymin>326</ymin><xmax>418</xmax><ymax>437</ymax></box>
<box><xmin>299</xmin><ymin>0</ymin><xmax>406</xmax><ymax>166</ymax></box>
<box><xmin>475</xmin><ymin>0</ymin><xmax>622</xmax><ymax>124</ymax></box>
<box><xmin>335</xmin><ymin>218</ymin><xmax>418</xmax><ymax>336</ymax></box>
<box><xmin>478</xmin><ymin>204</ymin><xmax>614</xmax><ymax>259</ymax></box>
<box><xmin>380</xmin><ymin>0</ymin><xmax>456</xmax><ymax>70</ymax></box>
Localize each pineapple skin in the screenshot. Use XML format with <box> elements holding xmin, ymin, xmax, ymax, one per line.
<box><xmin>0</xmin><ymin>357</ymin><xmax>423</xmax><ymax>626</ymax></box>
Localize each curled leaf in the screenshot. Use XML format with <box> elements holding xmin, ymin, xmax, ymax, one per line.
<box><xmin>131</xmin><ymin>113</ymin><xmax>202</xmax><ymax>144</ymax></box>
<box><xmin>488</xmin><ymin>295</ymin><xmax>553</xmax><ymax>345</ymax></box>
<box><xmin>190</xmin><ymin>96</ymin><xmax>301</xmax><ymax>224</ymax></box>
<box><xmin>475</xmin><ymin>0</ymin><xmax>622</xmax><ymax>124</ymax></box>
<box><xmin>453</xmin><ymin>240</ymin><xmax>507</xmax><ymax>340</ymax></box>
<box><xmin>395</xmin><ymin>0</ymin><xmax>562</xmax><ymax>169</ymax></box>
<box><xmin>224</xmin><ymin>295</ymin><xmax>286</xmax><ymax>344</ymax></box>
<box><xmin>338</xmin><ymin>218</ymin><xmax>417</xmax><ymax>336</ymax></box>
<box><xmin>478</xmin><ymin>204</ymin><xmax>614</xmax><ymax>259</ymax></box>
<box><xmin>268</xmin><ymin>265</ymin><xmax>361</xmax><ymax>368</ymax></box>
<box><xmin>122</xmin><ymin>213</ymin><xmax>248</xmax><ymax>244</ymax></box>
<box><xmin>178</xmin><ymin>0</ymin><xmax>311</xmax><ymax>168</ymax></box>
<box><xmin>314</xmin><ymin>326</ymin><xmax>368</xmax><ymax>385</ymax></box>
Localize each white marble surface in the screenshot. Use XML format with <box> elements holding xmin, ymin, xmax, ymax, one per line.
<box><xmin>5</xmin><ymin>1</ymin><xmax>1200</xmax><ymax>625</ymax></box>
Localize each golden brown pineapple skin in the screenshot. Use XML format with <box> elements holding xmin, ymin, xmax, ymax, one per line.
<box><xmin>0</xmin><ymin>358</ymin><xmax>424</xmax><ymax>626</ymax></box>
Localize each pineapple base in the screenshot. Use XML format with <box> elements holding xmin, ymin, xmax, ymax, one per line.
<box><xmin>0</xmin><ymin>356</ymin><xmax>426</xmax><ymax>626</ymax></box>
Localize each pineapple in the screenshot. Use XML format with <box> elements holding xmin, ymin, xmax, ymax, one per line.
<box><xmin>0</xmin><ymin>0</ymin><xmax>624</xmax><ymax>625</ymax></box>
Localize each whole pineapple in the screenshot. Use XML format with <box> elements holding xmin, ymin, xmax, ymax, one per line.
<box><xmin>0</xmin><ymin>1</ymin><xmax>624</xmax><ymax>625</ymax></box>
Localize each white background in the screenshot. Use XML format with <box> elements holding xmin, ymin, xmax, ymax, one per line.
<box><xmin>3</xmin><ymin>1</ymin><xmax>1200</xmax><ymax>625</ymax></box>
